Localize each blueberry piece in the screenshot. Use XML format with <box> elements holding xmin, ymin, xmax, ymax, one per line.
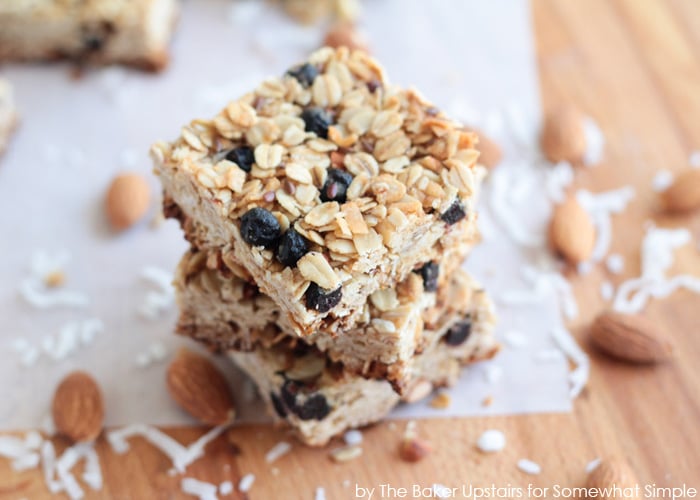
<box><xmin>440</xmin><ymin>200</ymin><xmax>466</xmax><ymax>225</ymax></box>
<box><xmin>270</xmin><ymin>392</ymin><xmax>288</xmax><ymax>418</ymax></box>
<box><xmin>293</xmin><ymin>394</ymin><xmax>331</xmax><ymax>420</ymax></box>
<box><xmin>280</xmin><ymin>379</ymin><xmax>299</xmax><ymax>410</ymax></box>
<box><xmin>415</xmin><ymin>262</ymin><xmax>439</xmax><ymax>292</ymax></box>
<box><xmin>444</xmin><ymin>318</ymin><xmax>472</xmax><ymax>346</ymax></box>
<box><xmin>305</xmin><ymin>283</ymin><xmax>342</xmax><ymax>312</ymax></box>
<box><xmin>225</xmin><ymin>146</ymin><xmax>255</xmax><ymax>172</ymax></box>
<box><xmin>301</xmin><ymin>107</ymin><xmax>332</xmax><ymax>139</ymax></box>
<box><xmin>276</xmin><ymin>228</ymin><xmax>310</xmax><ymax>267</ymax></box>
<box><xmin>240</xmin><ymin>207</ymin><xmax>281</xmax><ymax>248</ymax></box>
<box><xmin>320</xmin><ymin>168</ymin><xmax>353</xmax><ymax>203</ymax></box>
<box><xmin>286</xmin><ymin>63</ymin><xmax>319</xmax><ymax>88</ymax></box>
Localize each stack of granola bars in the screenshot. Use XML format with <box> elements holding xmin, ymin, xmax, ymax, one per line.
<box><xmin>153</xmin><ymin>47</ymin><xmax>498</xmax><ymax>446</ymax></box>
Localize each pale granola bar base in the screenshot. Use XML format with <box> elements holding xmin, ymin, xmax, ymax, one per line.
<box><xmin>0</xmin><ymin>0</ymin><xmax>179</xmax><ymax>71</ymax></box>
<box><xmin>226</xmin><ymin>288</ymin><xmax>498</xmax><ymax>446</ymax></box>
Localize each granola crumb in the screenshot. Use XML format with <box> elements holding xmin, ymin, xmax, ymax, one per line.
<box><xmin>44</xmin><ymin>270</ymin><xmax>66</xmax><ymax>288</ymax></box>
<box><xmin>429</xmin><ymin>392</ymin><xmax>451</xmax><ymax>409</ymax></box>
<box><xmin>482</xmin><ymin>395</ymin><xmax>494</xmax><ymax>407</ymax></box>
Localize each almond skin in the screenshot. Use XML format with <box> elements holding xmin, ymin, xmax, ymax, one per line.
<box><xmin>105</xmin><ymin>172</ymin><xmax>151</xmax><ymax>231</ymax></box>
<box><xmin>52</xmin><ymin>371</ymin><xmax>104</xmax><ymax>442</ymax></box>
<box><xmin>473</xmin><ymin>129</ymin><xmax>502</xmax><ymax>168</ymax></box>
<box><xmin>399</xmin><ymin>437</ymin><xmax>432</xmax><ymax>462</ymax></box>
<box><xmin>590</xmin><ymin>311</ymin><xmax>674</xmax><ymax>363</ymax></box>
<box><xmin>166</xmin><ymin>349</ymin><xmax>236</xmax><ymax>426</ymax></box>
<box><xmin>662</xmin><ymin>169</ymin><xmax>700</xmax><ymax>213</ymax></box>
<box><xmin>548</xmin><ymin>195</ymin><xmax>596</xmax><ymax>264</ymax></box>
<box><xmin>586</xmin><ymin>457</ymin><xmax>640</xmax><ymax>500</ymax></box>
<box><xmin>540</xmin><ymin>105</ymin><xmax>587</xmax><ymax>163</ymax></box>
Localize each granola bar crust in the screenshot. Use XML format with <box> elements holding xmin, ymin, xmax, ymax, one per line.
<box><xmin>175</xmin><ymin>247</ymin><xmax>480</xmax><ymax>393</ymax></box>
<box><xmin>225</xmin><ymin>285</ymin><xmax>498</xmax><ymax>446</ymax></box>
<box><xmin>153</xmin><ymin>47</ymin><xmax>485</xmax><ymax>335</ymax></box>
<box><xmin>0</xmin><ymin>79</ymin><xmax>18</xmax><ymax>156</ymax></box>
<box><xmin>0</xmin><ymin>0</ymin><xmax>179</xmax><ymax>71</ymax></box>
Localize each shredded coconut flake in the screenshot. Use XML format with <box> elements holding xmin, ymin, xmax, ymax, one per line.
<box><xmin>545</xmin><ymin>161</ymin><xmax>574</xmax><ymax>203</ymax></box>
<box><xmin>517</xmin><ymin>458</ymin><xmax>542</xmax><ymax>475</ymax></box>
<box><xmin>343</xmin><ymin>430</ymin><xmax>363</xmax><ymax>446</ymax></box>
<box><xmin>238</xmin><ymin>473</ymin><xmax>255</xmax><ymax>493</ymax></box>
<box><xmin>577</xmin><ymin>187</ymin><xmax>635</xmax><ymax>264</ymax></box>
<box><xmin>476</xmin><ymin>430</ymin><xmax>506</xmax><ymax>452</ymax></box>
<box><xmin>690</xmin><ymin>150</ymin><xmax>700</xmax><ymax>168</ymax></box>
<box><xmin>586</xmin><ymin>458</ymin><xmax>602</xmax><ymax>473</ymax></box>
<box><xmin>483</xmin><ymin>364</ymin><xmax>503</xmax><ymax>384</ymax></box>
<box><xmin>550</xmin><ymin>327</ymin><xmax>589</xmax><ymax>398</ymax></box>
<box><xmin>139</xmin><ymin>266</ymin><xmax>175</xmax><ymax>319</ymax></box>
<box><xmin>500</xmin><ymin>266</ymin><xmax>578</xmax><ymax>320</ymax></box>
<box><xmin>652</xmin><ymin>170</ymin><xmax>675</xmax><ymax>192</ymax></box>
<box><xmin>600</xmin><ymin>281</ymin><xmax>614</xmax><ymax>301</ymax></box>
<box><xmin>219</xmin><ymin>481</ymin><xmax>233</xmax><ymax>495</ymax></box>
<box><xmin>606</xmin><ymin>254</ymin><xmax>624</xmax><ymax>274</ymax></box>
<box><xmin>613</xmin><ymin>226</ymin><xmax>700</xmax><ymax>313</ymax></box>
<box><xmin>182</xmin><ymin>477</ymin><xmax>218</xmax><ymax>500</ymax></box>
<box><xmin>582</xmin><ymin>117</ymin><xmax>605</xmax><ymax>166</ymax></box>
<box><xmin>315</xmin><ymin>486</ymin><xmax>327</xmax><ymax>500</ymax></box>
<box><xmin>107</xmin><ymin>423</ymin><xmax>228</xmax><ymax>473</ymax></box>
<box><xmin>265</xmin><ymin>441</ymin><xmax>292</xmax><ymax>463</ymax></box>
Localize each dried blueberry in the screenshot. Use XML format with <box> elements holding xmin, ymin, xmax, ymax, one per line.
<box><xmin>301</xmin><ymin>107</ymin><xmax>332</xmax><ymax>139</ymax></box>
<box><xmin>240</xmin><ymin>207</ymin><xmax>281</xmax><ymax>248</ymax></box>
<box><xmin>320</xmin><ymin>168</ymin><xmax>353</xmax><ymax>203</ymax></box>
<box><xmin>276</xmin><ymin>227</ymin><xmax>310</xmax><ymax>267</ymax></box>
<box><xmin>293</xmin><ymin>394</ymin><xmax>331</xmax><ymax>420</ymax></box>
<box><xmin>305</xmin><ymin>283</ymin><xmax>342</xmax><ymax>312</ymax></box>
<box><xmin>280</xmin><ymin>379</ymin><xmax>299</xmax><ymax>409</ymax></box>
<box><xmin>225</xmin><ymin>146</ymin><xmax>255</xmax><ymax>172</ymax></box>
<box><xmin>443</xmin><ymin>318</ymin><xmax>472</xmax><ymax>346</ymax></box>
<box><xmin>415</xmin><ymin>262</ymin><xmax>439</xmax><ymax>292</ymax></box>
<box><xmin>286</xmin><ymin>63</ymin><xmax>319</xmax><ymax>88</ymax></box>
<box><xmin>270</xmin><ymin>392</ymin><xmax>288</xmax><ymax>418</ymax></box>
<box><xmin>440</xmin><ymin>200</ymin><xmax>466</xmax><ymax>225</ymax></box>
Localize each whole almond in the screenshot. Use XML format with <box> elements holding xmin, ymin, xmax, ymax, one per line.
<box><xmin>661</xmin><ymin>169</ymin><xmax>700</xmax><ymax>213</ymax></box>
<box><xmin>473</xmin><ymin>129</ymin><xmax>502</xmax><ymax>168</ymax></box>
<box><xmin>52</xmin><ymin>371</ymin><xmax>104</xmax><ymax>442</ymax></box>
<box><xmin>166</xmin><ymin>349</ymin><xmax>235</xmax><ymax>426</ymax></box>
<box><xmin>548</xmin><ymin>195</ymin><xmax>596</xmax><ymax>264</ymax></box>
<box><xmin>540</xmin><ymin>105</ymin><xmax>587</xmax><ymax>163</ymax></box>
<box><xmin>590</xmin><ymin>311</ymin><xmax>674</xmax><ymax>363</ymax></box>
<box><xmin>586</xmin><ymin>457</ymin><xmax>640</xmax><ymax>500</ymax></box>
<box><xmin>105</xmin><ymin>172</ymin><xmax>151</xmax><ymax>231</ymax></box>
<box><xmin>323</xmin><ymin>22</ymin><xmax>369</xmax><ymax>52</ymax></box>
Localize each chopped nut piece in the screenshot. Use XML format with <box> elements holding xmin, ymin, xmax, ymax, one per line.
<box><xmin>329</xmin><ymin>444</ymin><xmax>363</xmax><ymax>463</ymax></box>
<box><xmin>324</xmin><ymin>22</ymin><xmax>368</xmax><ymax>52</ymax></box>
<box><xmin>399</xmin><ymin>437</ymin><xmax>432</xmax><ymax>463</ymax></box>
<box><xmin>44</xmin><ymin>270</ymin><xmax>66</xmax><ymax>288</ymax></box>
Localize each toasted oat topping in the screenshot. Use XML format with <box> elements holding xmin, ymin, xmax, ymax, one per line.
<box><xmin>154</xmin><ymin>47</ymin><xmax>481</xmax><ymax>300</ymax></box>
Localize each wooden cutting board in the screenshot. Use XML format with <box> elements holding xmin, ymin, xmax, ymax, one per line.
<box><xmin>2</xmin><ymin>0</ymin><xmax>699</xmax><ymax>497</ymax></box>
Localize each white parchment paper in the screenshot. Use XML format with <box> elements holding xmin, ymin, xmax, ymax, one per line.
<box><xmin>0</xmin><ymin>0</ymin><xmax>570</xmax><ymax>429</ymax></box>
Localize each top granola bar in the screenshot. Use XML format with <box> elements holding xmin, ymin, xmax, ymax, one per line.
<box><xmin>153</xmin><ymin>47</ymin><xmax>484</xmax><ymax>336</ymax></box>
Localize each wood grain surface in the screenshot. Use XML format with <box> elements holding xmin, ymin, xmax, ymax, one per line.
<box><xmin>2</xmin><ymin>0</ymin><xmax>700</xmax><ymax>498</ymax></box>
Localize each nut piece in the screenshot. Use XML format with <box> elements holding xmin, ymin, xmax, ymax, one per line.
<box><xmin>399</xmin><ymin>437</ymin><xmax>432</xmax><ymax>462</ymax></box>
<box><xmin>661</xmin><ymin>169</ymin><xmax>700</xmax><ymax>213</ymax></box>
<box><xmin>548</xmin><ymin>195</ymin><xmax>596</xmax><ymax>264</ymax></box>
<box><xmin>586</xmin><ymin>457</ymin><xmax>640</xmax><ymax>500</ymax></box>
<box><xmin>472</xmin><ymin>129</ymin><xmax>502</xmax><ymax>168</ymax></box>
<box><xmin>323</xmin><ymin>22</ymin><xmax>368</xmax><ymax>52</ymax></box>
<box><xmin>105</xmin><ymin>173</ymin><xmax>151</xmax><ymax>231</ymax></box>
<box><xmin>590</xmin><ymin>311</ymin><xmax>674</xmax><ymax>364</ymax></box>
<box><xmin>540</xmin><ymin>105</ymin><xmax>587</xmax><ymax>163</ymax></box>
<box><xmin>52</xmin><ymin>371</ymin><xmax>104</xmax><ymax>442</ymax></box>
<box><xmin>166</xmin><ymin>348</ymin><xmax>236</xmax><ymax>425</ymax></box>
